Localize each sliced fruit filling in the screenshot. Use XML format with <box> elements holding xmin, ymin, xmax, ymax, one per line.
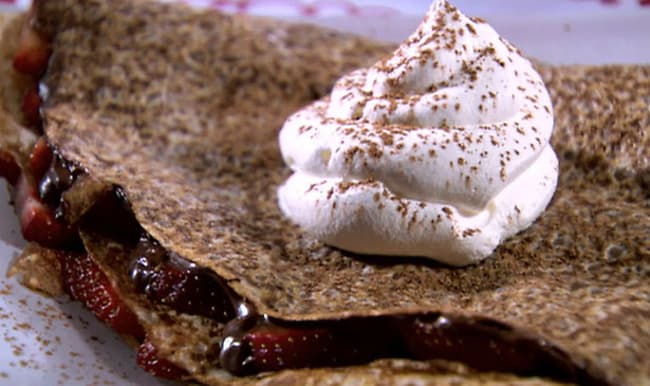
<box><xmin>0</xmin><ymin>11</ymin><xmax>609</xmax><ymax>386</ymax></box>
<box><xmin>13</xmin><ymin>17</ymin><xmax>51</xmax><ymax>78</ymax></box>
<box><xmin>21</xmin><ymin>85</ymin><xmax>42</xmax><ymax>127</ymax></box>
<box><xmin>61</xmin><ymin>251</ymin><xmax>145</xmax><ymax>339</ymax></box>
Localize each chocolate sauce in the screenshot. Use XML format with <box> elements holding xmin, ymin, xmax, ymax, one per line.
<box><xmin>129</xmin><ymin>236</ymin><xmax>169</xmax><ymax>288</ymax></box>
<box><xmin>218</xmin><ymin>311</ymin><xmax>261</xmax><ymax>374</ymax></box>
<box><xmin>30</xmin><ymin>53</ymin><xmax>82</xmax><ymax>215</ymax></box>
<box><xmin>128</xmin><ymin>235</ymin><xmax>237</xmax><ymax>323</ymax></box>
<box><xmin>82</xmin><ymin>186</ymin><xmax>144</xmax><ymax>245</ymax></box>
<box><xmin>38</xmin><ymin>149</ymin><xmax>85</xmax><ymax>218</ymax></box>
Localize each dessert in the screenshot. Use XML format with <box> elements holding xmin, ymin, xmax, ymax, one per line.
<box><xmin>278</xmin><ymin>0</ymin><xmax>558</xmax><ymax>265</ymax></box>
<box><xmin>0</xmin><ymin>0</ymin><xmax>648</xmax><ymax>385</ymax></box>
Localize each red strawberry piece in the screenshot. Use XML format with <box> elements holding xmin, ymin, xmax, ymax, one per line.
<box><xmin>396</xmin><ymin>315</ymin><xmax>463</xmax><ymax>360</ymax></box>
<box><xmin>395</xmin><ymin>315</ymin><xmax>540</xmax><ymax>374</ymax></box>
<box><xmin>241</xmin><ymin>321</ymin><xmax>390</xmax><ymax>373</ymax></box>
<box><xmin>29</xmin><ymin>136</ymin><xmax>52</xmax><ymax>182</ymax></box>
<box><xmin>22</xmin><ymin>86</ymin><xmax>42</xmax><ymax>127</ymax></box>
<box><xmin>243</xmin><ymin>324</ymin><xmax>336</xmax><ymax>373</ymax></box>
<box><xmin>13</xmin><ymin>24</ymin><xmax>51</xmax><ymax>77</ymax></box>
<box><xmin>0</xmin><ymin>149</ymin><xmax>20</xmax><ymax>186</ymax></box>
<box><xmin>12</xmin><ymin>174</ymin><xmax>75</xmax><ymax>248</ymax></box>
<box><xmin>136</xmin><ymin>340</ymin><xmax>188</xmax><ymax>380</ymax></box>
<box><xmin>61</xmin><ymin>252</ymin><xmax>145</xmax><ymax>340</ymax></box>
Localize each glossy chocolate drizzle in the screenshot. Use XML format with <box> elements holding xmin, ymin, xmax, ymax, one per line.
<box><xmin>129</xmin><ymin>235</ymin><xmax>237</xmax><ymax>323</ymax></box>
<box><xmin>38</xmin><ymin>147</ymin><xmax>86</xmax><ymax>220</ymax></box>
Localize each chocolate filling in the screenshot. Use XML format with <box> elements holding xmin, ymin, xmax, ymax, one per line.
<box><xmin>129</xmin><ymin>235</ymin><xmax>237</xmax><ymax>323</ymax></box>
<box><xmin>38</xmin><ymin>147</ymin><xmax>85</xmax><ymax>218</ymax></box>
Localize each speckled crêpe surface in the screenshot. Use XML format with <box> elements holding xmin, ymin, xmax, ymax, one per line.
<box><xmin>16</xmin><ymin>0</ymin><xmax>649</xmax><ymax>385</ymax></box>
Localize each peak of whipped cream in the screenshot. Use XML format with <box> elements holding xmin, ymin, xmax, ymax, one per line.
<box><xmin>277</xmin><ymin>0</ymin><xmax>558</xmax><ymax>266</ymax></box>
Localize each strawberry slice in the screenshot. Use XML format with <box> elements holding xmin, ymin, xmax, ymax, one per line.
<box><xmin>137</xmin><ymin>340</ymin><xmax>188</xmax><ymax>380</ymax></box>
<box><xmin>29</xmin><ymin>136</ymin><xmax>52</xmax><ymax>182</ymax></box>
<box><xmin>61</xmin><ymin>252</ymin><xmax>145</xmax><ymax>340</ymax></box>
<box><xmin>395</xmin><ymin>315</ymin><xmax>543</xmax><ymax>374</ymax></box>
<box><xmin>13</xmin><ymin>24</ymin><xmax>51</xmax><ymax>77</ymax></box>
<box><xmin>240</xmin><ymin>321</ymin><xmax>391</xmax><ymax>374</ymax></box>
<box><xmin>243</xmin><ymin>324</ymin><xmax>335</xmax><ymax>373</ymax></box>
<box><xmin>0</xmin><ymin>149</ymin><xmax>20</xmax><ymax>186</ymax></box>
<box><xmin>22</xmin><ymin>86</ymin><xmax>42</xmax><ymax>127</ymax></box>
<box><xmin>12</xmin><ymin>174</ymin><xmax>75</xmax><ymax>248</ymax></box>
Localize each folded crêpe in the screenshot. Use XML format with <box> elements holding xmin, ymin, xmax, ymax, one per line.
<box><xmin>0</xmin><ymin>1</ymin><xmax>648</xmax><ymax>385</ymax></box>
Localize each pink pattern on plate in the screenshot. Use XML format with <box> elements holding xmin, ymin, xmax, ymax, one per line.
<box><xmin>208</xmin><ymin>0</ymin><xmax>399</xmax><ymax>16</ymax></box>
<box><xmin>573</xmin><ymin>0</ymin><xmax>650</xmax><ymax>5</ymax></box>
<box><xmin>206</xmin><ymin>0</ymin><xmax>650</xmax><ymax>16</ymax></box>
<box><xmin>1</xmin><ymin>0</ymin><xmax>649</xmax><ymax>11</ymax></box>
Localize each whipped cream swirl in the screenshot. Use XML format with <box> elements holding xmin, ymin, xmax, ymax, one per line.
<box><xmin>278</xmin><ymin>0</ymin><xmax>558</xmax><ymax>266</ymax></box>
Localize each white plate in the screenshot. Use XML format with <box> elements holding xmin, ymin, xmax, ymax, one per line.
<box><xmin>0</xmin><ymin>1</ymin><xmax>649</xmax><ymax>385</ymax></box>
